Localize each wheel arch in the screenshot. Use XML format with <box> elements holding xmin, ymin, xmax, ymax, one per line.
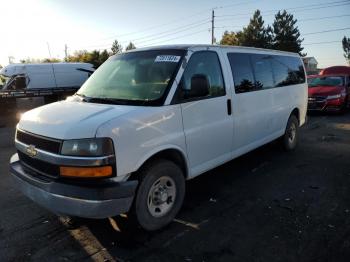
<box><xmin>129</xmin><ymin>146</ymin><xmax>189</xmax><ymax>180</ymax></box>
<box><xmin>290</xmin><ymin>107</ymin><xmax>300</xmax><ymax>125</ymax></box>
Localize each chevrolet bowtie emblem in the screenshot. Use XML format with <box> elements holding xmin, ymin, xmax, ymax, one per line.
<box><xmin>26</xmin><ymin>145</ymin><xmax>38</xmax><ymax>157</ymax></box>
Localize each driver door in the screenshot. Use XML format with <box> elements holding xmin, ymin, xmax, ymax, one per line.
<box><xmin>177</xmin><ymin>50</ymin><xmax>233</xmax><ymax>177</ymax></box>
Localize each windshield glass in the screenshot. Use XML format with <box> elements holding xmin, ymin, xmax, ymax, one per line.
<box><xmin>0</xmin><ymin>74</ymin><xmax>10</xmax><ymax>89</ymax></box>
<box><xmin>77</xmin><ymin>49</ymin><xmax>185</xmax><ymax>105</ymax></box>
<box><xmin>308</xmin><ymin>76</ymin><xmax>344</xmax><ymax>87</ymax></box>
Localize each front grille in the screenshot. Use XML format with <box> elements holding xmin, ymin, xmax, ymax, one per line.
<box><xmin>16</xmin><ymin>130</ymin><xmax>62</xmax><ymax>154</ymax></box>
<box><xmin>315</xmin><ymin>96</ymin><xmax>326</xmax><ymax>102</ymax></box>
<box><xmin>18</xmin><ymin>151</ymin><xmax>59</xmax><ymax>178</ymax></box>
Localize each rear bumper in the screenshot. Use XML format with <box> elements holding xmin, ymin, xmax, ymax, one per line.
<box><xmin>10</xmin><ymin>154</ymin><xmax>138</xmax><ymax>219</ymax></box>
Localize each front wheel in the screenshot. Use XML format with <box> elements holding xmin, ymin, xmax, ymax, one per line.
<box><xmin>282</xmin><ymin>115</ymin><xmax>299</xmax><ymax>151</ymax></box>
<box><xmin>130</xmin><ymin>159</ymin><xmax>185</xmax><ymax>231</ymax></box>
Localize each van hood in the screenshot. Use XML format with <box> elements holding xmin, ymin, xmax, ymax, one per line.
<box><xmin>18</xmin><ymin>101</ymin><xmax>139</xmax><ymax>139</ymax></box>
<box><xmin>308</xmin><ymin>86</ymin><xmax>345</xmax><ymax>97</ymax></box>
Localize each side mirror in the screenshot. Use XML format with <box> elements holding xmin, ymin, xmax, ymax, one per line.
<box><xmin>188</xmin><ymin>74</ymin><xmax>210</xmax><ymax>98</ymax></box>
<box><xmin>15</xmin><ymin>76</ymin><xmax>26</xmax><ymax>90</ymax></box>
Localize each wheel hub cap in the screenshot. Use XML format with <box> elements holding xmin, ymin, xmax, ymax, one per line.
<box><xmin>147</xmin><ymin>176</ymin><xmax>176</xmax><ymax>218</ymax></box>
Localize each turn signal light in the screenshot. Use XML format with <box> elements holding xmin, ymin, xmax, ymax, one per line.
<box><xmin>60</xmin><ymin>166</ymin><xmax>113</xmax><ymax>178</ymax></box>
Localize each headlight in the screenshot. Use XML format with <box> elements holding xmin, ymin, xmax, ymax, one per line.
<box><xmin>327</xmin><ymin>94</ymin><xmax>341</xmax><ymax>100</ymax></box>
<box><xmin>61</xmin><ymin>138</ymin><xmax>114</xmax><ymax>156</ymax></box>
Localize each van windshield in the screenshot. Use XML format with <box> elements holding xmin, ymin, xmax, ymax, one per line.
<box><xmin>308</xmin><ymin>76</ymin><xmax>344</xmax><ymax>87</ymax></box>
<box><xmin>77</xmin><ymin>50</ymin><xmax>185</xmax><ymax>106</ymax></box>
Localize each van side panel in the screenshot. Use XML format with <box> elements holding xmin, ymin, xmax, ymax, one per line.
<box><xmin>223</xmin><ymin>49</ymin><xmax>307</xmax><ymax>156</ymax></box>
<box><xmin>53</xmin><ymin>64</ymin><xmax>91</xmax><ymax>88</ymax></box>
<box><xmin>26</xmin><ymin>65</ymin><xmax>56</xmax><ymax>89</ymax></box>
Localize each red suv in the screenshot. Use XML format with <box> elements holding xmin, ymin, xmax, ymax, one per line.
<box><xmin>308</xmin><ymin>66</ymin><xmax>350</xmax><ymax>112</ymax></box>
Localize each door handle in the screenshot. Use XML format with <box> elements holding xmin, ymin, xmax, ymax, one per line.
<box><xmin>227</xmin><ymin>99</ymin><xmax>232</xmax><ymax>115</ymax></box>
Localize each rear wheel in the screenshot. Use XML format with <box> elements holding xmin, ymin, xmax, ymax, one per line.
<box><xmin>130</xmin><ymin>159</ymin><xmax>185</xmax><ymax>231</ymax></box>
<box><xmin>282</xmin><ymin>115</ymin><xmax>299</xmax><ymax>151</ymax></box>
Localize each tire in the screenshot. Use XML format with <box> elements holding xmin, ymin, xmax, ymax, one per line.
<box><xmin>129</xmin><ymin>159</ymin><xmax>185</xmax><ymax>231</ymax></box>
<box><xmin>282</xmin><ymin>115</ymin><xmax>299</xmax><ymax>151</ymax></box>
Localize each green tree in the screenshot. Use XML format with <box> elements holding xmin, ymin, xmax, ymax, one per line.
<box><xmin>111</xmin><ymin>40</ymin><xmax>123</xmax><ymax>54</ymax></box>
<box><xmin>272</xmin><ymin>10</ymin><xmax>305</xmax><ymax>56</ymax></box>
<box><xmin>219</xmin><ymin>31</ymin><xmax>240</xmax><ymax>46</ymax></box>
<box><xmin>66</xmin><ymin>49</ymin><xmax>110</xmax><ymax>68</ymax></box>
<box><xmin>20</xmin><ymin>57</ymin><xmax>61</xmax><ymax>63</ymax></box>
<box><xmin>99</xmin><ymin>49</ymin><xmax>111</xmax><ymax>64</ymax></box>
<box><xmin>342</xmin><ymin>36</ymin><xmax>350</xmax><ymax>65</ymax></box>
<box><xmin>125</xmin><ymin>42</ymin><xmax>136</xmax><ymax>51</ymax></box>
<box><xmin>236</xmin><ymin>10</ymin><xmax>272</xmax><ymax>48</ymax></box>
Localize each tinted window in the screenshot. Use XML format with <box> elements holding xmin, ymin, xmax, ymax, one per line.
<box><xmin>272</xmin><ymin>56</ymin><xmax>305</xmax><ymax>86</ymax></box>
<box><xmin>180</xmin><ymin>51</ymin><xmax>225</xmax><ymax>100</ymax></box>
<box><xmin>227</xmin><ymin>53</ymin><xmax>255</xmax><ymax>93</ymax></box>
<box><xmin>228</xmin><ymin>52</ymin><xmax>306</xmax><ymax>93</ymax></box>
<box><xmin>251</xmin><ymin>54</ymin><xmax>274</xmax><ymax>90</ymax></box>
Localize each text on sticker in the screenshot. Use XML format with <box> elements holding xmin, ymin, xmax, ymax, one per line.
<box><xmin>155</xmin><ymin>55</ymin><xmax>181</xmax><ymax>63</ymax></box>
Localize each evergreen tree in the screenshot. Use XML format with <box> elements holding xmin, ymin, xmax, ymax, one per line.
<box><xmin>125</xmin><ymin>42</ymin><xmax>136</xmax><ymax>51</ymax></box>
<box><xmin>99</xmin><ymin>49</ymin><xmax>111</xmax><ymax>65</ymax></box>
<box><xmin>342</xmin><ymin>36</ymin><xmax>350</xmax><ymax>65</ymax></box>
<box><xmin>111</xmin><ymin>40</ymin><xmax>123</xmax><ymax>55</ymax></box>
<box><xmin>237</xmin><ymin>10</ymin><xmax>272</xmax><ymax>48</ymax></box>
<box><xmin>272</xmin><ymin>10</ymin><xmax>305</xmax><ymax>56</ymax></box>
<box><xmin>219</xmin><ymin>31</ymin><xmax>240</xmax><ymax>46</ymax></box>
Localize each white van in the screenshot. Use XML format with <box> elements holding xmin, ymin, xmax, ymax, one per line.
<box><xmin>0</xmin><ymin>63</ymin><xmax>94</xmax><ymax>91</ymax></box>
<box><xmin>10</xmin><ymin>45</ymin><xmax>307</xmax><ymax>231</ymax></box>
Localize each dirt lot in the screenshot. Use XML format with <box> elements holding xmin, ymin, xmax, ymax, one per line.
<box><xmin>0</xmin><ymin>111</ymin><xmax>349</xmax><ymax>262</ymax></box>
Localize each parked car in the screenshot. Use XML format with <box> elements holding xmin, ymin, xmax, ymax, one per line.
<box><xmin>9</xmin><ymin>45</ymin><xmax>307</xmax><ymax>231</ymax></box>
<box><xmin>307</xmin><ymin>66</ymin><xmax>350</xmax><ymax>112</ymax></box>
<box><xmin>0</xmin><ymin>63</ymin><xmax>95</xmax><ymax>110</ymax></box>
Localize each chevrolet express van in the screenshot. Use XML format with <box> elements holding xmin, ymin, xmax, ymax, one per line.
<box><xmin>9</xmin><ymin>45</ymin><xmax>307</xmax><ymax>231</ymax></box>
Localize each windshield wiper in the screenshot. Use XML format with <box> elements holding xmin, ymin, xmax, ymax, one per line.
<box><xmin>85</xmin><ymin>97</ymin><xmax>130</xmax><ymax>105</ymax></box>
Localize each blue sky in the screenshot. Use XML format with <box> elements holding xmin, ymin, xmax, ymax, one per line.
<box><xmin>1</xmin><ymin>0</ymin><xmax>349</xmax><ymax>68</ymax></box>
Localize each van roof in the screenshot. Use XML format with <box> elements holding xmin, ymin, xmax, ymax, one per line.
<box><xmin>126</xmin><ymin>44</ymin><xmax>301</xmax><ymax>56</ymax></box>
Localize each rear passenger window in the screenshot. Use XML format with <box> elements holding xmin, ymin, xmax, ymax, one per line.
<box><xmin>228</xmin><ymin>52</ymin><xmax>305</xmax><ymax>94</ymax></box>
<box><xmin>272</xmin><ymin>56</ymin><xmax>305</xmax><ymax>86</ymax></box>
<box><xmin>251</xmin><ymin>54</ymin><xmax>274</xmax><ymax>90</ymax></box>
<box><xmin>227</xmin><ymin>53</ymin><xmax>255</xmax><ymax>93</ymax></box>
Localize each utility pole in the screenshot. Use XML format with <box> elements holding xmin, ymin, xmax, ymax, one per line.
<box><xmin>8</xmin><ymin>56</ymin><xmax>14</xmax><ymax>64</ymax></box>
<box><xmin>46</xmin><ymin>42</ymin><xmax>52</xmax><ymax>58</ymax></box>
<box><xmin>211</xmin><ymin>9</ymin><xmax>215</xmax><ymax>45</ymax></box>
<box><xmin>64</xmin><ymin>44</ymin><xmax>68</xmax><ymax>61</ymax></box>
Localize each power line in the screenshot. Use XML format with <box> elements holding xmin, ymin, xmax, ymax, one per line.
<box><xmin>215</xmin><ymin>1</ymin><xmax>350</xmax><ymax>20</ymax></box>
<box><xmin>69</xmin><ymin>0</ymin><xmax>350</xmax><ymax>52</ymax></box>
<box><xmin>298</xmin><ymin>14</ymin><xmax>350</xmax><ymax>22</ymax></box>
<box><xmin>137</xmin><ymin>29</ymin><xmax>210</xmax><ymax>48</ymax></box>
<box><xmin>76</xmin><ymin>19</ymin><xmax>211</xmax><ymax>49</ymax></box>
<box><xmin>304</xmin><ymin>27</ymin><xmax>350</xmax><ymax>35</ymax></box>
<box><xmin>132</xmin><ymin>20</ymin><xmax>210</xmax><ymax>45</ymax></box>
<box><xmin>96</xmin><ymin>0</ymin><xmax>257</xmax><ymax>41</ymax></box>
<box><xmin>215</xmin><ymin>14</ymin><xmax>350</xmax><ymax>30</ymax></box>
<box><xmin>303</xmin><ymin>41</ymin><xmax>341</xmax><ymax>45</ymax></box>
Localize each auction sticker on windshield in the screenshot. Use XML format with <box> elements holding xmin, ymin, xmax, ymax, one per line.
<box><xmin>155</xmin><ymin>55</ymin><xmax>181</xmax><ymax>63</ymax></box>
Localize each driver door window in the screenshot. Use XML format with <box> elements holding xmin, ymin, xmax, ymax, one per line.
<box><xmin>179</xmin><ymin>51</ymin><xmax>225</xmax><ymax>101</ymax></box>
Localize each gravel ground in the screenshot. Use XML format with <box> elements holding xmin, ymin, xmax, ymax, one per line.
<box><xmin>0</xmin><ymin>111</ymin><xmax>349</xmax><ymax>262</ymax></box>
